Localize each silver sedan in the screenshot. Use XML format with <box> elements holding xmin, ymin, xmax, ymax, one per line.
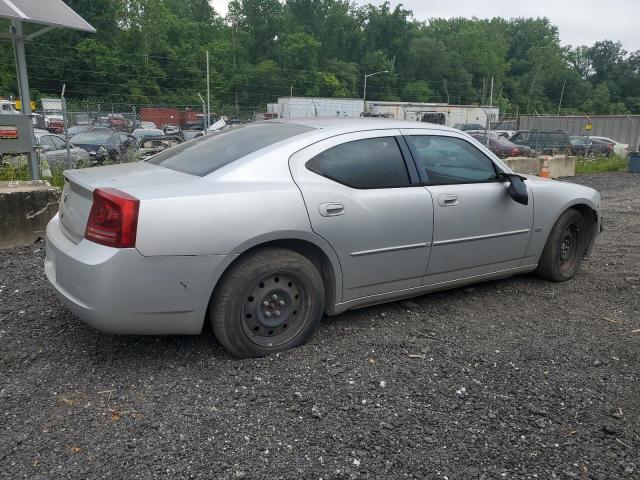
<box><xmin>45</xmin><ymin>118</ymin><xmax>601</xmax><ymax>358</ymax></box>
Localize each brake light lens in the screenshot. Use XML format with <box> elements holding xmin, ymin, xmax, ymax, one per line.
<box><xmin>511</xmin><ymin>147</ymin><xmax>519</xmax><ymax>157</ymax></box>
<box><xmin>85</xmin><ymin>188</ymin><xmax>139</xmax><ymax>248</ymax></box>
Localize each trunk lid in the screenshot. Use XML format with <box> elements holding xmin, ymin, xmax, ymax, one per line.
<box><xmin>58</xmin><ymin>162</ymin><xmax>195</xmax><ymax>243</ymax></box>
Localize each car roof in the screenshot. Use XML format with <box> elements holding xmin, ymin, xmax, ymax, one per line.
<box><xmin>269</xmin><ymin>117</ymin><xmax>458</xmax><ymax>134</ymax></box>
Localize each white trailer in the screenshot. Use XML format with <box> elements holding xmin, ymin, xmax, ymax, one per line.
<box><xmin>268</xmin><ymin>97</ymin><xmax>499</xmax><ymax>128</ymax></box>
<box><xmin>269</xmin><ymin>97</ymin><xmax>365</xmax><ymax>119</ymax></box>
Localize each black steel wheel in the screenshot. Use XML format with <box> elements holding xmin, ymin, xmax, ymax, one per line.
<box><xmin>536</xmin><ymin>209</ymin><xmax>586</xmax><ymax>282</ymax></box>
<box><xmin>240</xmin><ymin>273</ymin><xmax>309</xmax><ymax>348</ymax></box>
<box><xmin>211</xmin><ymin>247</ymin><xmax>325</xmax><ymax>358</ymax></box>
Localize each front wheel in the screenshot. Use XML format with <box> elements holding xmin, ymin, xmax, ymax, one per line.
<box><xmin>211</xmin><ymin>247</ymin><xmax>325</xmax><ymax>358</ymax></box>
<box><xmin>535</xmin><ymin>209</ymin><xmax>586</xmax><ymax>282</ymax></box>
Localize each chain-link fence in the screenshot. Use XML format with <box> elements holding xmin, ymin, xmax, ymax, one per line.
<box><xmin>34</xmin><ymin>101</ymin><xmax>262</xmax><ymax>132</ymax></box>
<box><xmin>1</xmin><ymin>101</ymin><xmax>264</xmax><ymax>186</ymax></box>
<box><xmin>518</xmin><ymin>115</ymin><xmax>640</xmax><ymax>150</ymax></box>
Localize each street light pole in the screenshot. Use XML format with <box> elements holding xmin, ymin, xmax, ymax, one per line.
<box><xmin>197</xmin><ymin>92</ymin><xmax>207</xmax><ymax>135</ymax></box>
<box><xmin>363</xmin><ymin>70</ymin><xmax>389</xmax><ymax>113</ymax></box>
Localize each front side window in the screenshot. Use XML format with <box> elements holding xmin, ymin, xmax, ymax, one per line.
<box><xmin>306</xmin><ymin>137</ymin><xmax>410</xmax><ymax>189</ymax></box>
<box><xmin>405</xmin><ymin>135</ymin><xmax>499</xmax><ymax>185</ymax></box>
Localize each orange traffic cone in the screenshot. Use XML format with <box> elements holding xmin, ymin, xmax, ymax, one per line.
<box><xmin>539</xmin><ymin>156</ymin><xmax>551</xmax><ymax>178</ymax></box>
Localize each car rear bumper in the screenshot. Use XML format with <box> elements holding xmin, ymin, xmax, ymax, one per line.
<box><xmin>45</xmin><ymin>214</ymin><xmax>235</xmax><ymax>335</ymax></box>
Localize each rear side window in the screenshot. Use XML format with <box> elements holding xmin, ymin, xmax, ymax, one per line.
<box><xmin>406</xmin><ymin>135</ymin><xmax>498</xmax><ymax>185</ymax></box>
<box><xmin>147</xmin><ymin>123</ymin><xmax>314</xmax><ymax>176</ymax></box>
<box><xmin>306</xmin><ymin>137</ymin><xmax>410</xmax><ymax>189</ymax></box>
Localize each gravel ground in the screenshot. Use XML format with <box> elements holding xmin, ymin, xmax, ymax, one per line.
<box><xmin>1</xmin><ymin>171</ymin><xmax>639</xmax><ymax>480</ymax></box>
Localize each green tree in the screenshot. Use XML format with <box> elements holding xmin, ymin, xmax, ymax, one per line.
<box><xmin>402</xmin><ymin>81</ymin><xmax>433</xmax><ymax>102</ymax></box>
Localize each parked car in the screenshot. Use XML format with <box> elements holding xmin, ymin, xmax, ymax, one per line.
<box><xmin>135</xmin><ymin>121</ymin><xmax>157</xmax><ymax>129</ymax></box>
<box><xmin>136</xmin><ymin>135</ymin><xmax>183</xmax><ymax>159</ymax></box>
<box><xmin>67</xmin><ymin>125</ymin><xmax>93</xmax><ymax>136</ymax></box>
<box><xmin>182</xmin><ymin>121</ymin><xmax>205</xmax><ymax>141</ymax></box>
<box><xmin>108</xmin><ymin>114</ymin><xmax>128</xmax><ymax>131</ymax></box>
<box><xmin>132</xmin><ymin>128</ymin><xmax>165</xmax><ymax>143</ymax></box>
<box><xmin>0</xmin><ymin>99</ymin><xmax>18</xmax><ymax>113</ymax></box>
<box><xmin>162</xmin><ymin>124</ymin><xmax>181</xmax><ymax>135</ymax></box>
<box><xmin>453</xmin><ymin>123</ymin><xmax>485</xmax><ymax>131</ymax></box>
<box><xmin>35</xmin><ymin>130</ymin><xmax>89</xmax><ymax>169</ymax></box>
<box><xmin>586</xmin><ymin>136</ymin><xmax>629</xmax><ymax>156</ymax></box>
<box><xmin>491</xmin><ymin>129</ymin><xmax>516</xmax><ymax>139</ymax></box>
<box><xmin>70</xmin><ymin>129</ymin><xmax>137</xmax><ymax>162</ymax></box>
<box><xmin>510</xmin><ymin>130</ymin><xmax>571</xmax><ymax>154</ymax></box>
<box><xmin>46</xmin><ymin>119</ymin><xmax>602</xmax><ymax>358</ymax></box>
<box><xmin>45</xmin><ymin>115</ymin><xmax>65</xmax><ymax>134</ymax></box>
<box><xmin>569</xmin><ymin>137</ymin><xmax>614</xmax><ymax>156</ymax></box>
<box><xmin>469</xmin><ymin>133</ymin><xmax>531</xmax><ymax>158</ymax></box>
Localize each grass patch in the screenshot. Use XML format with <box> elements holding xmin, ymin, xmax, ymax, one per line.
<box><xmin>0</xmin><ymin>161</ymin><xmax>66</xmax><ymax>188</ymax></box>
<box><xmin>575</xmin><ymin>154</ymin><xmax>629</xmax><ymax>174</ymax></box>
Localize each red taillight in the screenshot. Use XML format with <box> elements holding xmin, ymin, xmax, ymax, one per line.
<box><xmin>85</xmin><ymin>188</ymin><xmax>139</xmax><ymax>248</ymax></box>
<box><xmin>511</xmin><ymin>147</ymin><xmax>519</xmax><ymax>157</ymax></box>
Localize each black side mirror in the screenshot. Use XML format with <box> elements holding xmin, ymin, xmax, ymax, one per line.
<box><xmin>503</xmin><ymin>173</ymin><xmax>529</xmax><ymax>205</ymax></box>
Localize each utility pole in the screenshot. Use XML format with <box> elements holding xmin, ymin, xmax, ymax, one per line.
<box><xmin>10</xmin><ymin>21</ymin><xmax>38</xmax><ymax>179</ymax></box>
<box><xmin>231</xmin><ymin>21</ymin><xmax>238</xmax><ymax>112</ymax></box>
<box><xmin>481</xmin><ymin>77</ymin><xmax>487</xmax><ymax>105</ymax></box>
<box><xmin>206</xmin><ymin>50</ymin><xmax>211</xmax><ymax>131</ymax></box>
<box><xmin>557</xmin><ymin>77</ymin><xmax>567</xmax><ymax>116</ymax></box>
<box><xmin>526</xmin><ymin>74</ymin><xmax>537</xmax><ymax>114</ymax></box>
<box><xmin>197</xmin><ymin>93</ymin><xmax>207</xmax><ymax>135</ymax></box>
<box><xmin>61</xmin><ymin>84</ymin><xmax>71</xmax><ymax>169</ymax></box>
<box><xmin>363</xmin><ymin>70</ymin><xmax>389</xmax><ymax>113</ymax></box>
<box><xmin>443</xmin><ymin>79</ymin><xmax>450</xmax><ymax>104</ymax></box>
<box><xmin>486</xmin><ymin>77</ymin><xmax>493</xmax><ymax>146</ymax></box>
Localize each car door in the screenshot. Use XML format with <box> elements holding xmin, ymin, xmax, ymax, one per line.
<box><xmin>402</xmin><ymin>130</ymin><xmax>534</xmax><ymax>285</ymax></box>
<box><xmin>289</xmin><ymin>130</ymin><xmax>434</xmax><ymax>302</ymax></box>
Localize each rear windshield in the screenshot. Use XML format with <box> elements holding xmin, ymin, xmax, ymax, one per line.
<box><xmin>146</xmin><ymin>122</ymin><xmax>314</xmax><ymax>176</ymax></box>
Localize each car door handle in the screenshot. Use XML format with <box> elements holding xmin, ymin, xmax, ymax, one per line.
<box><xmin>318</xmin><ymin>202</ymin><xmax>345</xmax><ymax>217</ymax></box>
<box><xmin>438</xmin><ymin>194</ymin><xmax>458</xmax><ymax>207</ymax></box>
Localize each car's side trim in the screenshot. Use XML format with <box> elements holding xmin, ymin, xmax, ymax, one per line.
<box><xmin>350</xmin><ymin>242</ymin><xmax>430</xmax><ymax>257</ymax></box>
<box><xmin>432</xmin><ymin>228</ymin><xmax>531</xmax><ymax>247</ymax></box>
<box><xmin>328</xmin><ymin>263</ymin><xmax>538</xmax><ymax>315</ymax></box>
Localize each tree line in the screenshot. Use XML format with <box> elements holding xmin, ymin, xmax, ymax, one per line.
<box><xmin>0</xmin><ymin>0</ymin><xmax>639</xmax><ymax>115</ymax></box>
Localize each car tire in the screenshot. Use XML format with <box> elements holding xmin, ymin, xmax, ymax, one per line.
<box><xmin>535</xmin><ymin>208</ymin><xmax>586</xmax><ymax>282</ymax></box>
<box><xmin>211</xmin><ymin>247</ymin><xmax>325</xmax><ymax>358</ymax></box>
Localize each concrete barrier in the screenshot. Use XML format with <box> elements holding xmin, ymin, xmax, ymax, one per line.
<box><xmin>503</xmin><ymin>155</ymin><xmax>576</xmax><ymax>178</ymax></box>
<box><xmin>503</xmin><ymin>157</ymin><xmax>542</xmax><ymax>176</ymax></box>
<box><xmin>548</xmin><ymin>155</ymin><xmax>576</xmax><ymax>178</ymax></box>
<box><xmin>0</xmin><ymin>181</ymin><xmax>60</xmax><ymax>248</ymax></box>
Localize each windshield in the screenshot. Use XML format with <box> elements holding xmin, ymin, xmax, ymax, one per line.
<box><xmin>147</xmin><ymin>122</ymin><xmax>314</xmax><ymax>176</ymax></box>
<box><xmin>70</xmin><ymin>131</ymin><xmax>114</xmax><ymax>144</ymax></box>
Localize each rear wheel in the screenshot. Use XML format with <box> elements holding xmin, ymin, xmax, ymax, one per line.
<box><xmin>211</xmin><ymin>247</ymin><xmax>325</xmax><ymax>358</ymax></box>
<box><xmin>536</xmin><ymin>209</ymin><xmax>586</xmax><ymax>282</ymax></box>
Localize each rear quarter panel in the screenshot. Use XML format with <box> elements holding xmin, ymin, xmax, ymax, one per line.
<box><xmin>130</xmin><ymin>139</ymin><xmax>345</xmax><ymax>303</ymax></box>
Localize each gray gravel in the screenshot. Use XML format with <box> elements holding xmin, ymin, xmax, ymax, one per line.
<box><xmin>1</xmin><ymin>171</ymin><xmax>639</xmax><ymax>479</ymax></box>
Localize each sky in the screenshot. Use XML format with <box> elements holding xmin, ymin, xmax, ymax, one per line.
<box><xmin>210</xmin><ymin>0</ymin><xmax>640</xmax><ymax>52</ymax></box>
